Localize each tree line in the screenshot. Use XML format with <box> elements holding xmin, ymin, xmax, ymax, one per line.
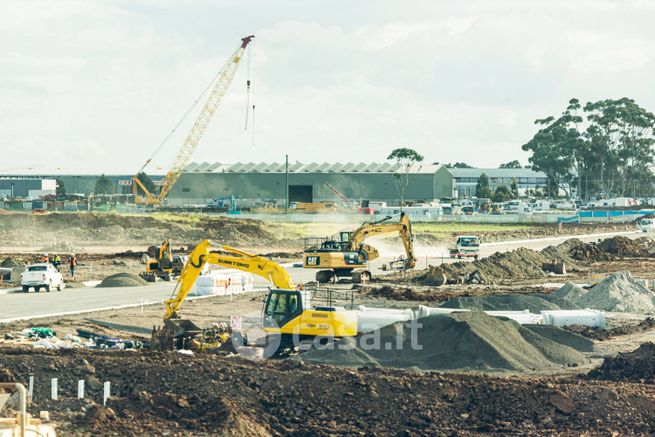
<box><xmin>522</xmin><ymin>98</ymin><xmax>655</xmax><ymax>199</ymax></box>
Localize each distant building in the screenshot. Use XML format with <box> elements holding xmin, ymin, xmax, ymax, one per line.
<box><xmin>0</xmin><ymin>178</ymin><xmax>56</xmax><ymax>198</ymax></box>
<box><xmin>434</xmin><ymin>167</ymin><xmax>548</xmax><ymax>198</ymax></box>
<box><xmin>168</xmin><ymin>161</ymin><xmax>441</xmax><ymax>207</ymax></box>
<box><xmin>0</xmin><ymin>175</ymin><xmax>164</xmax><ymax>196</ymax></box>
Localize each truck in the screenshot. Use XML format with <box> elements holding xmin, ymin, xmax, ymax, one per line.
<box><xmin>20</xmin><ymin>263</ymin><xmax>64</xmax><ymax>292</ymax></box>
<box><xmin>449</xmin><ymin>235</ymin><xmax>481</xmax><ymax>260</ymax></box>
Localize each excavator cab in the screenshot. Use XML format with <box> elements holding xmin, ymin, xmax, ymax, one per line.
<box><xmin>262</xmin><ymin>289</ymin><xmax>305</xmax><ymax>328</ymax></box>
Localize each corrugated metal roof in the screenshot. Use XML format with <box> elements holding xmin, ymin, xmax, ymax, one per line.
<box><xmin>446</xmin><ymin>168</ymin><xmax>547</xmax><ymax>178</ymax></box>
<box><xmin>184</xmin><ymin>162</ymin><xmax>440</xmax><ymax>174</ymax></box>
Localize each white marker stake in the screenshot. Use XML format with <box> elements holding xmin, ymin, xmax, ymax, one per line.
<box><xmin>28</xmin><ymin>376</ymin><xmax>34</xmax><ymax>400</ymax></box>
<box><xmin>77</xmin><ymin>380</ymin><xmax>85</xmax><ymax>399</ymax></box>
<box><xmin>103</xmin><ymin>382</ymin><xmax>110</xmax><ymax>406</ymax></box>
<box><xmin>51</xmin><ymin>378</ymin><xmax>58</xmax><ymax>400</ymax></box>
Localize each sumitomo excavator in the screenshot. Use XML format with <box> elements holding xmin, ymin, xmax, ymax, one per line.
<box><xmin>302</xmin><ymin>212</ymin><xmax>416</xmax><ymax>283</ymax></box>
<box><xmin>153</xmin><ymin>240</ymin><xmax>357</xmax><ymax>352</ymax></box>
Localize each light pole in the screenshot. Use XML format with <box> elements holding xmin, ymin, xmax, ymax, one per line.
<box><xmin>285</xmin><ymin>154</ymin><xmax>289</xmax><ymax>215</ymax></box>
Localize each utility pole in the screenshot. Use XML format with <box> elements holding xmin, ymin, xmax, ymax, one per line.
<box><xmin>285</xmin><ymin>154</ymin><xmax>289</xmax><ymax>214</ymax></box>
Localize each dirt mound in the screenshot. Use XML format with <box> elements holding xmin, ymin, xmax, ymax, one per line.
<box><xmin>548</xmin><ymin>283</ymin><xmax>589</xmax><ymax>308</ymax></box>
<box><xmin>0</xmin><ymin>212</ymin><xmax>278</xmax><ymax>247</ymax></box>
<box><xmin>588</xmin><ymin>342</ymin><xmax>655</xmax><ymax>383</ymax></box>
<box><xmin>541</xmin><ymin>240</ymin><xmax>586</xmax><ymax>268</ymax></box>
<box><xmin>598</xmin><ymin>236</ymin><xmax>649</xmax><ymax>258</ymax></box>
<box><xmin>0</xmin><ymin>349</ymin><xmax>653</xmax><ymax>435</ymax></box>
<box><xmin>422</xmin><ymin>247</ymin><xmax>555</xmax><ymax>285</ymax></box>
<box><xmin>300</xmin><ymin>312</ymin><xmax>586</xmax><ymax>372</ymax></box>
<box><xmin>97</xmin><ymin>273</ymin><xmax>148</xmax><ymax>288</ymax></box>
<box><xmin>566</xmin><ymin>317</ymin><xmax>655</xmax><ymax>340</ymax></box>
<box><xmin>559</xmin><ymin>238</ymin><xmax>611</xmax><ymax>262</ymax></box>
<box><xmin>577</xmin><ymin>271</ymin><xmax>655</xmax><ymax>313</ymax></box>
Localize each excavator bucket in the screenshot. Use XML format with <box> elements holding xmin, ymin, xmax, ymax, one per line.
<box><xmin>164</xmin><ymin>318</ymin><xmax>203</xmax><ymax>338</ymax></box>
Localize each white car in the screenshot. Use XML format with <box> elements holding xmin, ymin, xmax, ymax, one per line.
<box><xmin>20</xmin><ymin>263</ymin><xmax>64</xmax><ymax>292</ymax></box>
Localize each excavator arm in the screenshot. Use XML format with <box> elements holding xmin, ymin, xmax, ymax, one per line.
<box><xmin>163</xmin><ymin>239</ymin><xmax>294</xmax><ymax>320</ymax></box>
<box><xmin>348</xmin><ymin>212</ymin><xmax>416</xmax><ymax>268</ymax></box>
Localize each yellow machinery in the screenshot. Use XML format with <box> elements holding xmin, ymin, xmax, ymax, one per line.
<box><xmin>157</xmin><ymin>240</ymin><xmax>357</xmax><ymax>351</ymax></box>
<box><xmin>141</xmin><ymin>239</ymin><xmax>186</xmax><ymax>282</ymax></box>
<box><xmin>303</xmin><ymin>212</ymin><xmax>416</xmax><ymax>283</ymax></box>
<box><xmin>133</xmin><ymin>35</ymin><xmax>254</xmax><ymax>206</ymax></box>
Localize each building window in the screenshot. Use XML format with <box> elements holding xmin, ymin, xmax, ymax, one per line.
<box><xmin>182</xmin><ymin>188</ymin><xmax>190</xmax><ymax>193</ymax></box>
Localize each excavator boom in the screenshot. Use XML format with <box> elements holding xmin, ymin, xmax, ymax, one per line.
<box><xmin>348</xmin><ymin>212</ymin><xmax>416</xmax><ymax>267</ymax></box>
<box><xmin>164</xmin><ymin>239</ymin><xmax>293</xmax><ymax>320</ymax></box>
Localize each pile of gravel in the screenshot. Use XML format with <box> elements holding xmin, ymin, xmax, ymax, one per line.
<box><xmin>299</xmin><ymin>312</ymin><xmax>588</xmax><ymax>372</ymax></box>
<box><xmin>577</xmin><ymin>272</ymin><xmax>655</xmax><ymax>312</ymax></box>
<box><xmin>97</xmin><ymin>273</ymin><xmax>148</xmax><ymax>288</ymax></box>
<box><xmin>441</xmin><ymin>273</ymin><xmax>655</xmax><ymax>314</ymax></box>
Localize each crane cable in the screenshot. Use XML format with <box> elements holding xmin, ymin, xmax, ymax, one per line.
<box><xmin>137</xmin><ymin>68</ymin><xmax>223</xmax><ymax>174</ymax></box>
<box><xmin>251</xmin><ymin>37</ymin><xmax>256</xmax><ymax>148</ymax></box>
<box><xmin>244</xmin><ymin>41</ymin><xmax>252</xmax><ymax>130</ymax></box>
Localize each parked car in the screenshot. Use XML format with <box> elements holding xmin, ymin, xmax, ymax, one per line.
<box><xmin>20</xmin><ymin>263</ymin><xmax>64</xmax><ymax>292</ymax></box>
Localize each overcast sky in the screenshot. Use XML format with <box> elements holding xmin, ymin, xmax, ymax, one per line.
<box><xmin>1</xmin><ymin>0</ymin><xmax>654</xmax><ymax>174</ymax></box>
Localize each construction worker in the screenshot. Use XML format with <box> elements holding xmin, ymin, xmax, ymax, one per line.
<box><xmin>40</xmin><ymin>253</ymin><xmax>49</xmax><ymax>263</ymax></box>
<box><xmin>53</xmin><ymin>254</ymin><xmax>61</xmax><ymax>271</ymax></box>
<box><xmin>69</xmin><ymin>254</ymin><xmax>77</xmax><ymax>279</ymax></box>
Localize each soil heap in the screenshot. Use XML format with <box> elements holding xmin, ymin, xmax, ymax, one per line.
<box><xmin>422</xmin><ymin>247</ymin><xmax>554</xmax><ymax>285</ymax></box>
<box><xmin>97</xmin><ymin>273</ymin><xmax>148</xmax><ymax>288</ymax></box>
<box><xmin>299</xmin><ymin>312</ymin><xmax>587</xmax><ymax>372</ymax></box>
<box><xmin>576</xmin><ymin>272</ymin><xmax>655</xmax><ymax>313</ymax></box>
<box><xmin>0</xmin><ymin>349</ymin><xmax>653</xmax><ymax>435</ymax></box>
<box><xmin>598</xmin><ymin>236</ymin><xmax>649</xmax><ymax>258</ymax></box>
<box><xmin>587</xmin><ymin>342</ymin><xmax>655</xmax><ymax>383</ymax></box>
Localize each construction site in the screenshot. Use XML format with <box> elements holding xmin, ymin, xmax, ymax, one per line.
<box><xmin>0</xmin><ymin>208</ymin><xmax>654</xmax><ymax>435</ymax></box>
<box><xmin>2</xmin><ymin>6</ymin><xmax>655</xmax><ymax>435</ymax></box>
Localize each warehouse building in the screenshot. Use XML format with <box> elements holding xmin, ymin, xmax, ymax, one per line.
<box><xmin>0</xmin><ymin>174</ymin><xmax>164</xmax><ymax>196</ymax></box>
<box><xmin>0</xmin><ymin>178</ymin><xmax>56</xmax><ymax>198</ymax></box>
<box><xmin>168</xmin><ymin>162</ymin><xmax>441</xmax><ymax>207</ymax></box>
<box><xmin>433</xmin><ymin>167</ymin><xmax>548</xmax><ymax>198</ymax></box>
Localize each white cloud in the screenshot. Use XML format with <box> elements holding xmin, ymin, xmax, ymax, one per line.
<box><xmin>0</xmin><ymin>0</ymin><xmax>654</xmax><ymax>173</ymax></box>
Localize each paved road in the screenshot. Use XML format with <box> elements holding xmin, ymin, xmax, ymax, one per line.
<box><xmin>0</xmin><ymin>283</ymin><xmax>176</xmax><ymax>323</ymax></box>
<box><xmin>0</xmin><ymin>230</ymin><xmax>642</xmax><ymax>322</ymax></box>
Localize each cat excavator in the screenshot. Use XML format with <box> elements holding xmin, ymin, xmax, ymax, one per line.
<box><xmin>303</xmin><ymin>212</ymin><xmax>416</xmax><ymax>283</ymax></box>
<box><xmin>153</xmin><ymin>240</ymin><xmax>357</xmax><ymax>352</ymax></box>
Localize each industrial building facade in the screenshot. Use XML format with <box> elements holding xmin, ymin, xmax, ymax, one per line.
<box><xmin>1</xmin><ymin>165</ymin><xmax>549</xmax><ymax>205</ymax></box>
<box><xmin>433</xmin><ymin>167</ymin><xmax>548</xmax><ymax>198</ymax></box>
<box><xmin>167</xmin><ymin>162</ymin><xmax>440</xmax><ymax>207</ymax></box>
<box><xmin>0</xmin><ymin>178</ymin><xmax>56</xmax><ymax>198</ymax></box>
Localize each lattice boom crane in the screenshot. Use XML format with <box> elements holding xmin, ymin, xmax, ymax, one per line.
<box><xmin>133</xmin><ymin>35</ymin><xmax>254</xmax><ymax>205</ymax></box>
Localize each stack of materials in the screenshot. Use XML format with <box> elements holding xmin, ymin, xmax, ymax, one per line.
<box><xmin>190</xmin><ymin>269</ymin><xmax>254</xmax><ymax>296</ymax></box>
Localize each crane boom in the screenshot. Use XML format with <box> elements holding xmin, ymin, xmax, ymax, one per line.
<box><xmin>134</xmin><ymin>35</ymin><xmax>254</xmax><ymax>205</ymax></box>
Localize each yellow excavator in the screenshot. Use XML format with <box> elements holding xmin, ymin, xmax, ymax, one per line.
<box><xmin>303</xmin><ymin>212</ymin><xmax>416</xmax><ymax>283</ymax></box>
<box><xmin>141</xmin><ymin>239</ymin><xmax>186</xmax><ymax>282</ymax></box>
<box><xmin>154</xmin><ymin>240</ymin><xmax>357</xmax><ymax>352</ymax></box>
